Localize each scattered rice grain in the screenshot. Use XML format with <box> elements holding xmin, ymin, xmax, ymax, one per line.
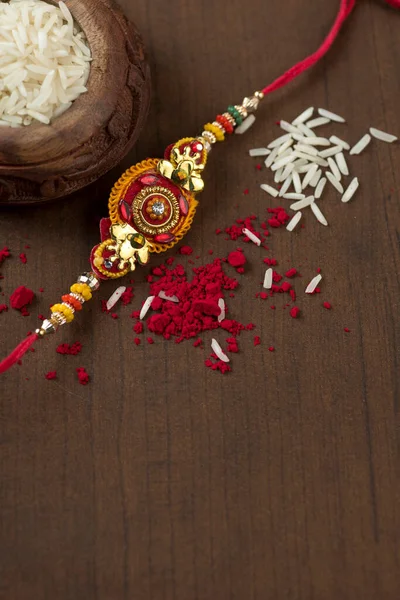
<box><xmin>341</xmin><ymin>177</ymin><xmax>359</xmax><ymax>203</ymax></box>
<box><xmin>211</xmin><ymin>338</ymin><xmax>230</xmax><ymax>363</ymax></box>
<box><xmin>369</xmin><ymin>127</ymin><xmax>398</xmax><ymax>143</ymax></box>
<box><xmin>305</xmin><ymin>274</ymin><xmax>322</xmax><ymax>294</ymax></box>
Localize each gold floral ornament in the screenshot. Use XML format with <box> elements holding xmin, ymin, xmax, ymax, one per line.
<box><xmin>157</xmin><ymin>138</ymin><xmax>207</xmax><ymax>193</ymax></box>
<box><xmin>94</xmin><ymin>222</ymin><xmax>151</xmax><ymax>275</ymax></box>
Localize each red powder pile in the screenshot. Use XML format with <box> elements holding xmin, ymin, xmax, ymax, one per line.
<box><xmin>45</xmin><ymin>371</ymin><xmax>57</xmax><ymax>380</ymax></box>
<box><xmin>132</xmin><ymin>259</ymin><xmax>255</xmax><ymax>357</ymax></box>
<box><xmin>56</xmin><ymin>342</ymin><xmax>82</xmax><ymax>355</ymax></box>
<box><xmin>267</xmin><ymin>207</ymin><xmax>290</xmax><ymax>228</ymax></box>
<box><xmin>10</xmin><ymin>286</ymin><xmax>35</xmax><ymax>316</ymax></box>
<box><xmin>290</xmin><ymin>306</ymin><xmax>301</xmax><ymax>319</ymax></box>
<box><xmin>179</xmin><ymin>245</ymin><xmax>193</xmax><ymax>255</ymax></box>
<box><xmin>205</xmin><ymin>355</ymin><xmax>232</xmax><ymax>374</ymax></box>
<box><xmin>0</xmin><ymin>304</ymin><xmax>8</xmax><ymax>314</ymax></box>
<box><xmin>76</xmin><ymin>367</ymin><xmax>90</xmax><ymax>385</ymax></box>
<box><xmin>121</xmin><ymin>287</ymin><xmax>134</xmax><ymax>305</ymax></box>
<box><xmin>0</xmin><ymin>247</ymin><xmax>10</xmax><ymax>265</ymax></box>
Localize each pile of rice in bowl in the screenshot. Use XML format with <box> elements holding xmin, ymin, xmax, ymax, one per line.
<box><xmin>0</xmin><ymin>0</ymin><xmax>91</xmax><ymax>127</ymax></box>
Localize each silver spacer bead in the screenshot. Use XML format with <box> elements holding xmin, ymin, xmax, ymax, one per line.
<box><xmin>35</xmin><ymin>319</ymin><xmax>56</xmax><ymax>337</ymax></box>
<box><xmin>70</xmin><ymin>291</ymin><xmax>85</xmax><ymax>304</ymax></box>
<box><xmin>235</xmin><ymin>105</ymin><xmax>248</xmax><ymax>119</ymax></box>
<box><xmin>61</xmin><ymin>301</ymin><xmax>75</xmax><ymax>314</ymax></box>
<box><xmin>212</xmin><ymin>120</ymin><xmax>225</xmax><ymax>134</ymax></box>
<box><xmin>51</xmin><ymin>312</ymin><xmax>67</xmax><ymax>327</ymax></box>
<box><xmin>222</xmin><ymin>112</ymin><xmax>236</xmax><ymax>126</ymax></box>
<box><xmin>77</xmin><ymin>272</ymin><xmax>100</xmax><ymax>291</ymax></box>
<box><xmin>202</xmin><ymin>130</ymin><xmax>217</xmax><ymax>145</ymax></box>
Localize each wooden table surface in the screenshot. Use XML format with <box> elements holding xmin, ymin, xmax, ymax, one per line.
<box><xmin>1</xmin><ymin>1</ymin><xmax>400</xmax><ymax>598</ymax></box>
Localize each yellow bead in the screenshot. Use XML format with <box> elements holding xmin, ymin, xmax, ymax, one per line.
<box><xmin>71</xmin><ymin>282</ymin><xmax>92</xmax><ymax>301</ymax></box>
<box><xmin>50</xmin><ymin>303</ymin><xmax>74</xmax><ymax>322</ymax></box>
<box><xmin>50</xmin><ymin>303</ymin><xmax>63</xmax><ymax>314</ymax></box>
<box><xmin>61</xmin><ymin>305</ymin><xmax>74</xmax><ymax>322</ymax></box>
<box><xmin>204</xmin><ymin>122</ymin><xmax>224</xmax><ymax>142</ymax></box>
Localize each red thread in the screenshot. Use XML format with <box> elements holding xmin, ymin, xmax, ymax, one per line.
<box><xmin>0</xmin><ymin>333</ymin><xmax>38</xmax><ymax>374</ymax></box>
<box><xmin>261</xmin><ymin>1</ymin><xmax>400</xmax><ymax>97</ymax></box>
<box><xmin>261</xmin><ymin>0</ymin><xmax>357</xmax><ymax>97</ymax></box>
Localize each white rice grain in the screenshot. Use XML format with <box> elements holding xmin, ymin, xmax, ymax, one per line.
<box><xmin>341</xmin><ymin>177</ymin><xmax>359</xmax><ymax>203</ymax></box>
<box><xmin>158</xmin><ymin>291</ymin><xmax>179</xmax><ymax>303</ymax></box>
<box><xmin>296</xmin><ymin>123</ymin><xmax>315</xmax><ymax>137</ymax></box>
<box><xmin>290</xmin><ymin>195</ymin><xmax>314</xmax><ymax>211</ymax></box>
<box><xmin>267</xmin><ymin>133</ymin><xmax>292</xmax><ymax>149</ymax></box>
<box><xmin>282</xmin><ymin>192</ymin><xmax>305</xmax><ymax>200</ymax></box>
<box><xmin>263</xmin><ymin>268</ymin><xmax>273</xmax><ymax>289</ymax></box>
<box><xmin>286</xmin><ymin>211</ymin><xmax>302</xmax><ymax>231</ymax></box>
<box><xmin>299</xmin><ymin>136</ymin><xmax>330</xmax><ymax>147</ymax></box>
<box><xmin>350</xmin><ymin>133</ymin><xmax>371</xmax><ymax>155</ymax></box>
<box><xmin>211</xmin><ymin>339</ymin><xmax>230</xmax><ymax>363</ymax></box>
<box><xmin>335</xmin><ymin>151</ymin><xmax>349</xmax><ymax>176</ymax></box>
<box><xmin>265</xmin><ymin>146</ymin><xmax>280</xmax><ymax>168</ymax></box>
<box><xmin>326</xmin><ymin>171</ymin><xmax>344</xmax><ymax>193</ymax></box>
<box><xmin>301</xmin><ymin>164</ymin><xmax>319</xmax><ymax>189</ymax></box>
<box><xmin>329</xmin><ymin>135</ymin><xmax>350</xmax><ymax>150</ymax></box>
<box><xmin>277</xmin><ymin>138</ymin><xmax>294</xmax><ymax>155</ymax></box>
<box><xmin>310</xmin><ymin>168</ymin><xmax>322</xmax><ymax>187</ymax></box>
<box><xmin>140</xmin><ymin>295</ymin><xmax>155</xmax><ymax>320</ymax></box>
<box><xmin>278</xmin><ymin>174</ymin><xmax>292</xmax><ymax>196</ymax></box>
<box><xmin>327</xmin><ymin>157</ymin><xmax>342</xmax><ymax>181</ymax></box>
<box><xmin>314</xmin><ymin>177</ymin><xmax>327</xmax><ymax>199</ymax></box>
<box><xmin>305</xmin><ymin>274</ymin><xmax>322</xmax><ymax>294</ymax></box>
<box><xmin>242</xmin><ymin>227</ymin><xmax>261</xmax><ymax>246</ymax></box>
<box><xmin>235</xmin><ymin>114</ymin><xmax>256</xmax><ymax>134</ymax></box>
<box><xmin>260</xmin><ymin>183</ymin><xmax>279</xmax><ymax>198</ymax></box>
<box><xmin>292</xmin><ymin>170</ymin><xmax>302</xmax><ymax>194</ymax></box>
<box><xmin>319</xmin><ymin>145</ymin><xmax>343</xmax><ymax>158</ymax></box>
<box><xmin>249</xmin><ymin>147</ymin><xmax>270</xmax><ymax>157</ymax></box>
<box><xmin>271</xmin><ymin>154</ymin><xmax>295</xmax><ymax>171</ymax></box>
<box><xmin>217</xmin><ymin>298</ymin><xmax>226</xmax><ymax>323</ymax></box>
<box><xmin>280</xmin><ymin>120</ymin><xmax>301</xmax><ymax>134</ymax></box>
<box><xmin>292</xmin><ymin>106</ymin><xmax>314</xmax><ymax>125</ymax></box>
<box><xmin>318</xmin><ymin>108</ymin><xmax>345</xmax><ymax>122</ymax></box>
<box><xmin>310</xmin><ymin>202</ymin><xmax>328</xmax><ymax>226</ymax></box>
<box><xmin>306</xmin><ymin>116</ymin><xmax>330</xmax><ymax>128</ymax></box>
<box><xmin>106</xmin><ymin>286</ymin><xmax>126</xmax><ymax>311</ymax></box>
<box><xmin>369</xmin><ymin>127</ymin><xmax>398</xmax><ymax>143</ymax></box>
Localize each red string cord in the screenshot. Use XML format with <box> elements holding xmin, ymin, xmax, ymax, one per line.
<box><xmin>0</xmin><ymin>333</ymin><xmax>38</xmax><ymax>374</ymax></box>
<box><xmin>0</xmin><ymin>0</ymin><xmax>399</xmax><ymax>376</ymax></box>
<box><xmin>261</xmin><ymin>0</ymin><xmax>400</xmax><ymax>97</ymax></box>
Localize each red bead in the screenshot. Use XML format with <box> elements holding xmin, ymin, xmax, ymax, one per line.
<box><xmin>216</xmin><ymin>115</ymin><xmax>233</xmax><ymax>134</ymax></box>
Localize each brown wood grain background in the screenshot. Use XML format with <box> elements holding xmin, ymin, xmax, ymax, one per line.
<box><xmin>1</xmin><ymin>0</ymin><xmax>399</xmax><ymax>598</ymax></box>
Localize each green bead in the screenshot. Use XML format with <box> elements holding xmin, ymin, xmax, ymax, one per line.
<box><xmin>227</xmin><ymin>105</ymin><xmax>243</xmax><ymax>126</ymax></box>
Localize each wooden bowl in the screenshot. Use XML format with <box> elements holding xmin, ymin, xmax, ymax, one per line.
<box><xmin>0</xmin><ymin>0</ymin><xmax>151</xmax><ymax>205</ymax></box>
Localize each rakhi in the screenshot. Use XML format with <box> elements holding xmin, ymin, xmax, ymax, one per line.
<box><xmin>1</xmin><ymin>0</ymin><xmax>399</xmax><ymax>373</ymax></box>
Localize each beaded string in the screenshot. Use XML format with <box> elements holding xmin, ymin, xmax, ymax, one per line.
<box><xmin>1</xmin><ymin>0</ymin><xmax>399</xmax><ymax>374</ymax></box>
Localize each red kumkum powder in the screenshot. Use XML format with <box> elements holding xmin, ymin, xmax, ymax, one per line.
<box><xmin>56</xmin><ymin>342</ymin><xmax>82</xmax><ymax>355</ymax></box>
<box><xmin>10</xmin><ymin>286</ymin><xmax>35</xmax><ymax>311</ymax></box>
<box><xmin>76</xmin><ymin>367</ymin><xmax>90</xmax><ymax>385</ymax></box>
<box><xmin>45</xmin><ymin>371</ymin><xmax>57</xmax><ymax>380</ymax></box>
<box><xmin>137</xmin><ymin>259</ymin><xmax>253</xmax><ymax>359</ymax></box>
